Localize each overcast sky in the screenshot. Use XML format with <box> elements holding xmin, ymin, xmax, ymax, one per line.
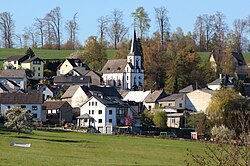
<box><xmin>1</xmin><ymin>0</ymin><xmax>250</xmax><ymax>45</ymax></box>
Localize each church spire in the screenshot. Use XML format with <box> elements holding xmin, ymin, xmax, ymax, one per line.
<box><xmin>130</xmin><ymin>29</ymin><xmax>139</xmax><ymax>55</ymax></box>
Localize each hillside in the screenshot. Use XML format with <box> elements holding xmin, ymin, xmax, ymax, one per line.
<box><xmin>0</xmin><ymin>48</ymin><xmax>250</xmax><ymax>66</ymax></box>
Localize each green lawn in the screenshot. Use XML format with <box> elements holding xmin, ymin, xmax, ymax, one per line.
<box><xmin>0</xmin><ymin>128</ymin><xmax>205</xmax><ymax>166</ymax></box>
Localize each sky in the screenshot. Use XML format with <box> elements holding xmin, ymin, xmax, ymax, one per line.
<box><xmin>1</xmin><ymin>0</ymin><xmax>250</xmax><ymax>46</ymax></box>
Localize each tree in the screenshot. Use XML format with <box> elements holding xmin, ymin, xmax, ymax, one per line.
<box><xmin>46</xmin><ymin>7</ymin><xmax>62</xmax><ymax>50</ymax></box>
<box><xmin>206</xmin><ymin>89</ymin><xmax>247</xmax><ymax>130</ymax></box>
<box><xmin>154</xmin><ymin>6</ymin><xmax>170</xmax><ymax>49</ymax></box>
<box><xmin>131</xmin><ymin>7</ymin><xmax>151</xmax><ymax>39</ymax></box>
<box><xmin>0</xmin><ymin>12</ymin><xmax>15</xmax><ymax>48</ymax></box>
<box><xmin>140</xmin><ymin>110</ymin><xmax>154</xmax><ymax>127</ymax></box>
<box><xmin>153</xmin><ymin>110</ymin><xmax>167</xmax><ymax>129</ymax></box>
<box><xmin>65</xmin><ymin>13</ymin><xmax>78</xmax><ymax>50</ymax></box>
<box><xmin>4</xmin><ymin>107</ymin><xmax>33</xmax><ymax>134</ymax></box>
<box><xmin>232</xmin><ymin>19</ymin><xmax>247</xmax><ymax>52</ymax></box>
<box><xmin>34</xmin><ymin>18</ymin><xmax>45</xmax><ymax>48</ymax></box>
<box><xmin>23</xmin><ymin>26</ymin><xmax>37</xmax><ymax>48</ymax></box>
<box><xmin>108</xmin><ymin>9</ymin><xmax>129</xmax><ymax>49</ymax></box>
<box><xmin>83</xmin><ymin>36</ymin><xmax>107</xmax><ymax>71</ymax></box>
<box><xmin>26</xmin><ymin>47</ymin><xmax>35</xmax><ymax>58</ymax></box>
<box><xmin>97</xmin><ymin>15</ymin><xmax>109</xmax><ymax>48</ymax></box>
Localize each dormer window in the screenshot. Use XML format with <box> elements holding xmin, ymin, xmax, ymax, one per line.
<box><xmin>107</xmin><ymin>67</ymin><xmax>110</xmax><ymax>70</ymax></box>
<box><xmin>117</xmin><ymin>67</ymin><xmax>121</xmax><ymax>70</ymax></box>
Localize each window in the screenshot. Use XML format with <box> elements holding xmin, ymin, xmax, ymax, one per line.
<box><xmin>127</xmin><ymin>76</ymin><xmax>129</xmax><ymax>80</ymax></box>
<box><xmin>148</xmin><ymin>105</ymin><xmax>151</xmax><ymax>110</ymax></box>
<box><xmin>109</xmin><ymin>119</ymin><xmax>112</xmax><ymax>123</ymax></box>
<box><xmin>179</xmin><ymin>103</ymin><xmax>183</xmax><ymax>108</ymax></box>
<box><xmin>92</xmin><ymin>110</ymin><xmax>94</xmax><ymax>114</ymax></box>
<box><xmin>109</xmin><ymin>110</ymin><xmax>112</xmax><ymax>115</ymax></box>
<box><xmin>98</xmin><ymin>119</ymin><xmax>102</xmax><ymax>123</ymax></box>
<box><xmin>92</xmin><ymin>102</ymin><xmax>94</xmax><ymax>106</ymax></box>
<box><xmin>95</xmin><ymin>102</ymin><xmax>97</xmax><ymax>106</ymax></box>
<box><xmin>89</xmin><ymin>110</ymin><xmax>91</xmax><ymax>114</ymax></box>
<box><xmin>21</xmin><ymin>105</ymin><xmax>26</xmax><ymax>108</ymax></box>
<box><xmin>107</xmin><ymin>67</ymin><xmax>110</xmax><ymax>70</ymax></box>
<box><xmin>84</xmin><ymin>119</ymin><xmax>88</xmax><ymax>122</ymax></box>
<box><xmin>38</xmin><ymin>67</ymin><xmax>40</xmax><ymax>71</ymax></box>
<box><xmin>33</xmin><ymin>67</ymin><xmax>35</xmax><ymax>70</ymax></box>
<box><xmin>89</xmin><ymin>102</ymin><xmax>91</xmax><ymax>106</ymax></box>
<box><xmin>98</xmin><ymin>110</ymin><xmax>102</xmax><ymax>114</ymax></box>
<box><xmin>33</xmin><ymin>114</ymin><xmax>37</xmax><ymax>118</ymax></box>
<box><xmin>8</xmin><ymin>106</ymin><xmax>11</xmax><ymax>109</ymax></box>
<box><xmin>32</xmin><ymin>106</ymin><xmax>37</xmax><ymax>110</ymax></box>
<box><xmin>14</xmin><ymin>61</ymin><xmax>16</xmax><ymax>64</ymax></box>
<box><xmin>168</xmin><ymin>103</ymin><xmax>172</xmax><ymax>106</ymax></box>
<box><xmin>38</xmin><ymin>73</ymin><xmax>40</xmax><ymax>77</ymax></box>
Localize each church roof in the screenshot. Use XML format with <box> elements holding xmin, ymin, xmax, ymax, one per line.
<box><xmin>102</xmin><ymin>59</ymin><xmax>127</xmax><ymax>73</ymax></box>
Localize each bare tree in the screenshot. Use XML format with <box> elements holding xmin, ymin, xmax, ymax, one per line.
<box><xmin>97</xmin><ymin>15</ymin><xmax>109</xmax><ymax>48</ymax></box>
<box><xmin>46</xmin><ymin>6</ymin><xmax>62</xmax><ymax>50</ymax></box>
<box><xmin>23</xmin><ymin>26</ymin><xmax>37</xmax><ymax>48</ymax></box>
<box><xmin>154</xmin><ymin>6</ymin><xmax>170</xmax><ymax>49</ymax></box>
<box><xmin>193</xmin><ymin>15</ymin><xmax>205</xmax><ymax>51</ymax></box>
<box><xmin>232</xmin><ymin>19</ymin><xmax>247</xmax><ymax>52</ymax></box>
<box><xmin>15</xmin><ymin>34</ymin><xmax>22</xmax><ymax>48</ymax></box>
<box><xmin>44</xmin><ymin>15</ymin><xmax>53</xmax><ymax>48</ymax></box>
<box><xmin>131</xmin><ymin>7</ymin><xmax>151</xmax><ymax>39</ymax></box>
<box><xmin>0</xmin><ymin>12</ymin><xmax>15</xmax><ymax>48</ymax></box>
<box><xmin>34</xmin><ymin>18</ymin><xmax>45</xmax><ymax>48</ymax></box>
<box><xmin>65</xmin><ymin>13</ymin><xmax>78</xmax><ymax>50</ymax></box>
<box><xmin>213</xmin><ymin>11</ymin><xmax>228</xmax><ymax>46</ymax></box>
<box><xmin>108</xmin><ymin>9</ymin><xmax>129</xmax><ymax>49</ymax></box>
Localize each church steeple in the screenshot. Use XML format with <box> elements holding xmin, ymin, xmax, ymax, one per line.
<box><xmin>130</xmin><ymin>30</ymin><xmax>139</xmax><ymax>56</ymax></box>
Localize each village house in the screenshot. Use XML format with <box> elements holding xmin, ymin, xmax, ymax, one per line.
<box><xmin>37</xmin><ymin>84</ymin><xmax>55</xmax><ymax>100</ymax></box>
<box><xmin>61</xmin><ymin>85</ymin><xmax>122</xmax><ymax>108</ymax></box>
<box><xmin>56</xmin><ymin>58</ymin><xmax>89</xmax><ymax>76</ymax></box>
<box><xmin>158</xmin><ymin>93</ymin><xmax>186</xmax><ymax>110</ymax></box>
<box><xmin>0</xmin><ymin>92</ymin><xmax>44</xmax><ymax>122</ymax></box>
<box><xmin>102</xmin><ymin>30</ymin><xmax>144</xmax><ymax>90</ymax></box>
<box><xmin>185</xmin><ymin>89</ymin><xmax>214</xmax><ymax>112</ymax></box>
<box><xmin>43</xmin><ymin>100</ymin><xmax>73</xmax><ymax>124</ymax></box>
<box><xmin>207</xmin><ymin>74</ymin><xmax>235</xmax><ymax>90</ymax></box>
<box><xmin>4</xmin><ymin>54</ymin><xmax>44</xmax><ymax>80</ymax></box>
<box><xmin>0</xmin><ymin>69</ymin><xmax>27</xmax><ymax>92</ymax></box>
<box><xmin>143</xmin><ymin>90</ymin><xmax>167</xmax><ymax>110</ymax></box>
<box><xmin>77</xmin><ymin>95</ymin><xmax>136</xmax><ymax>134</ymax></box>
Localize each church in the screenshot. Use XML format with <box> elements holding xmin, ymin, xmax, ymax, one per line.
<box><xmin>102</xmin><ymin>31</ymin><xmax>144</xmax><ymax>91</ymax></box>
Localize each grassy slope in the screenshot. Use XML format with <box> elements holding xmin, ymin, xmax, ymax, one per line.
<box><xmin>0</xmin><ymin>129</ymin><xmax>205</xmax><ymax>166</ymax></box>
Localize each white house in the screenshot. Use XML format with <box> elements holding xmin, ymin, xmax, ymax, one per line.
<box><xmin>61</xmin><ymin>85</ymin><xmax>122</xmax><ymax>108</ymax></box>
<box><xmin>102</xmin><ymin>30</ymin><xmax>144</xmax><ymax>90</ymax></box>
<box><xmin>0</xmin><ymin>69</ymin><xmax>27</xmax><ymax>92</ymax></box>
<box><xmin>78</xmin><ymin>95</ymin><xmax>135</xmax><ymax>134</ymax></box>
<box><xmin>185</xmin><ymin>89</ymin><xmax>214</xmax><ymax>112</ymax></box>
<box><xmin>57</xmin><ymin>59</ymin><xmax>89</xmax><ymax>76</ymax></box>
<box><xmin>0</xmin><ymin>92</ymin><xmax>44</xmax><ymax>121</ymax></box>
<box><xmin>143</xmin><ymin>90</ymin><xmax>167</xmax><ymax>110</ymax></box>
<box><xmin>207</xmin><ymin>74</ymin><xmax>235</xmax><ymax>91</ymax></box>
<box><xmin>37</xmin><ymin>84</ymin><xmax>54</xmax><ymax>100</ymax></box>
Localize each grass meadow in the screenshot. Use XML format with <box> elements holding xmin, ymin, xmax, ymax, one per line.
<box><xmin>0</xmin><ymin>128</ymin><xmax>205</xmax><ymax>166</ymax></box>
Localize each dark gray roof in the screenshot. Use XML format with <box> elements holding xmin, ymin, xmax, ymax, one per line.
<box><xmin>158</xmin><ymin>93</ymin><xmax>185</xmax><ymax>102</ymax></box>
<box><xmin>67</xmin><ymin>59</ymin><xmax>88</xmax><ymax>68</ymax></box>
<box><xmin>54</xmin><ymin>76</ymin><xmax>91</xmax><ymax>84</ymax></box>
<box><xmin>102</xmin><ymin>59</ymin><xmax>127</xmax><ymax>73</ymax></box>
<box><xmin>5</xmin><ymin>55</ymin><xmax>28</xmax><ymax>62</ymax></box>
<box><xmin>0</xmin><ymin>92</ymin><xmax>43</xmax><ymax>104</ymax></box>
<box><xmin>0</xmin><ymin>70</ymin><xmax>26</xmax><ymax>78</ymax></box>
<box><xmin>179</xmin><ymin>85</ymin><xmax>196</xmax><ymax>93</ymax></box>
<box><xmin>22</xmin><ymin>56</ymin><xmax>43</xmax><ymax>63</ymax></box>
<box><xmin>80</xmin><ymin>85</ymin><xmax>122</xmax><ymax>99</ymax></box>
<box><xmin>232</xmin><ymin>52</ymin><xmax>246</xmax><ymax>66</ymax></box>
<box><xmin>0</xmin><ymin>82</ymin><xmax>9</xmax><ymax>92</ymax></box>
<box><xmin>144</xmin><ymin>90</ymin><xmax>167</xmax><ymax>103</ymax></box>
<box><xmin>207</xmin><ymin>76</ymin><xmax>235</xmax><ymax>86</ymax></box>
<box><xmin>43</xmin><ymin>101</ymin><xmax>71</xmax><ymax>110</ymax></box>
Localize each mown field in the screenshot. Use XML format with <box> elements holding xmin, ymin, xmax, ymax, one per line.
<box><xmin>0</xmin><ymin>128</ymin><xmax>205</xmax><ymax>166</ymax></box>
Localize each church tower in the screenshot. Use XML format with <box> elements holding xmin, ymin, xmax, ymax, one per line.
<box><xmin>125</xmin><ymin>30</ymin><xmax>144</xmax><ymax>90</ymax></box>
